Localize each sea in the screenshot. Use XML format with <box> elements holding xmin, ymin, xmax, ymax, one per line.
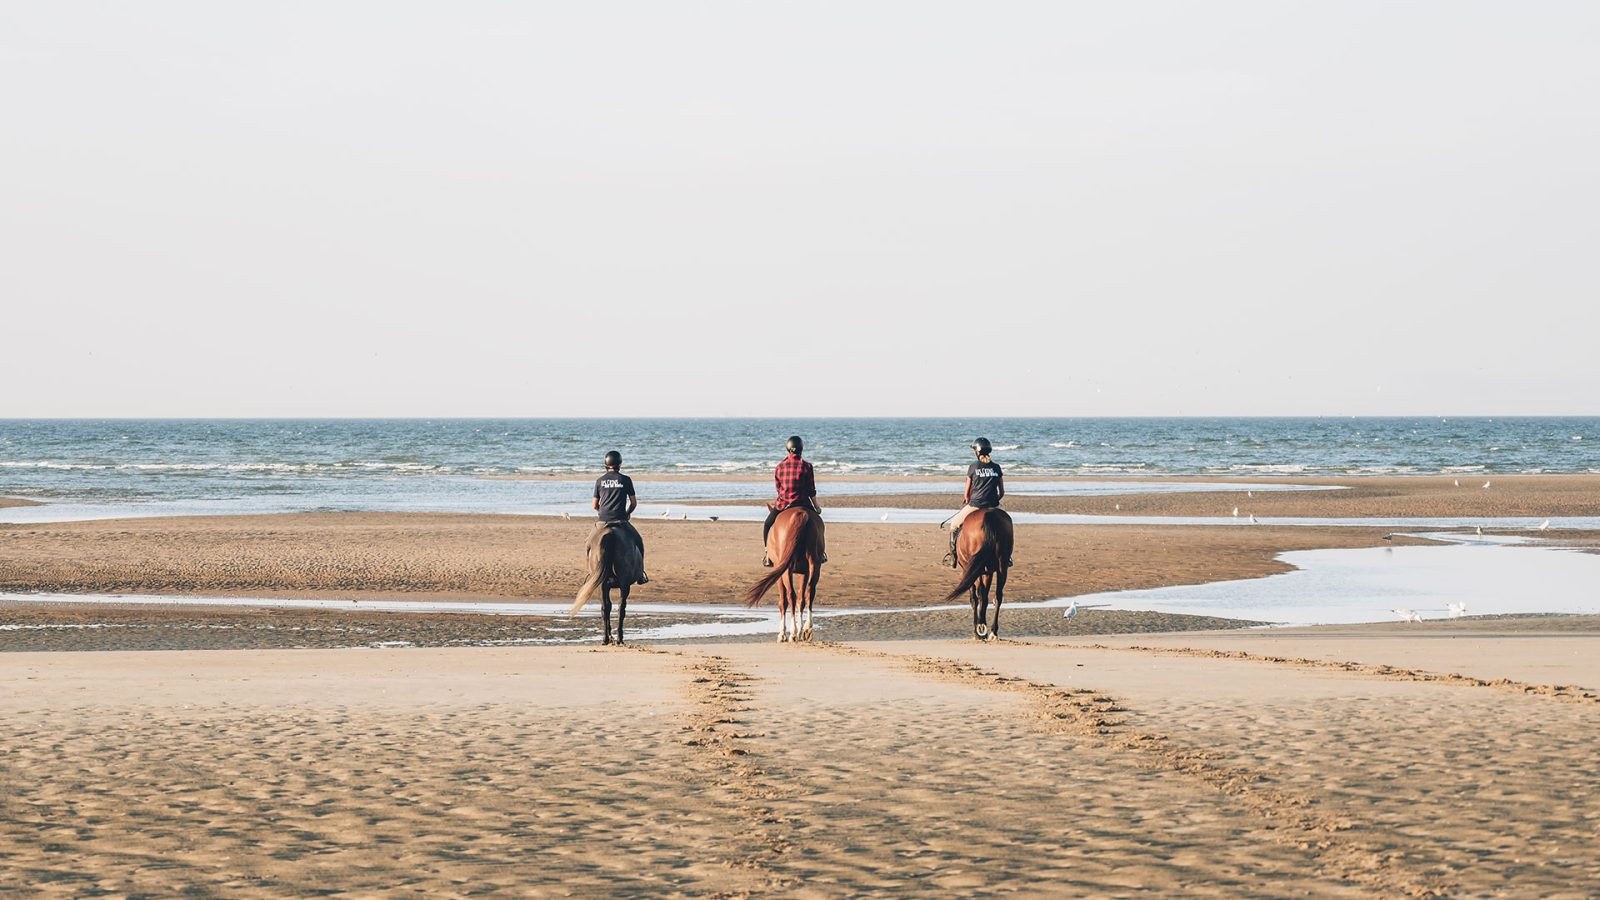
<box><xmin>1</xmin><ymin>418</ymin><xmax>1595</xmax><ymax>514</ymax></box>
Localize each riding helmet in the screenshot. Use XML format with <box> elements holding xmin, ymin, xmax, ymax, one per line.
<box><xmin>603</xmin><ymin>450</ymin><xmax>622</xmax><ymax>468</ymax></box>
<box><xmin>785</xmin><ymin>435</ymin><xmax>804</xmax><ymax>455</ymax></box>
<box><xmin>972</xmin><ymin>437</ymin><xmax>993</xmax><ymax>456</ymax></box>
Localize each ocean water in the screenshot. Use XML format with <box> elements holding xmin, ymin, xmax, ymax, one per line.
<box><xmin>0</xmin><ymin>418</ymin><xmax>1595</xmax><ymax>510</ymax></box>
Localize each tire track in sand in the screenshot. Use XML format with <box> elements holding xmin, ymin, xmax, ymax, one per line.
<box><xmin>635</xmin><ymin>647</ymin><xmax>803</xmax><ymax>896</ymax></box>
<box><xmin>816</xmin><ymin>641</ymin><xmax>1454</xmax><ymax>899</ymax></box>
<box><xmin>1059</xmin><ymin>642</ymin><xmax>1600</xmax><ymax>704</ymax></box>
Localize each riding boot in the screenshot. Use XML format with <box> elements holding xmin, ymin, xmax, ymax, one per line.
<box><xmin>943</xmin><ymin>527</ymin><xmax>960</xmax><ymax>568</ymax></box>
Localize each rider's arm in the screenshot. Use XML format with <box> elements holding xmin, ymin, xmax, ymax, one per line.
<box><xmin>996</xmin><ymin>476</ymin><xmax>1004</xmax><ymax>502</ymax></box>
<box><xmin>592</xmin><ymin>497</ymin><xmax>600</xmax><ymax>511</ymax></box>
<box><xmin>627</xmin><ymin>494</ymin><xmax>638</xmax><ymax>516</ymax></box>
<box><xmin>963</xmin><ymin>476</ymin><xmax>972</xmax><ymax>504</ymax></box>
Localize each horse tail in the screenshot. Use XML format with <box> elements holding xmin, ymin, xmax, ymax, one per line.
<box><xmin>941</xmin><ymin>528</ymin><xmax>998</xmax><ymax>605</ymax></box>
<box><xmin>743</xmin><ymin>511</ymin><xmax>809</xmax><ymax>607</ymax></box>
<box><xmin>570</xmin><ymin>530</ymin><xmax>615</xmax><ymax>616</ymax></box>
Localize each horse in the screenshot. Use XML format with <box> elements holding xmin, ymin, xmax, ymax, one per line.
<box><xmin>742</xmin><ymin>506</ymin><xmax>825</xmax><ymax>642</ymax></box>
<box><xmin>570</xmin><ymin>523</ymin><xmax>645</xmax><ymax>645</ymax></box>
<box><xmin>941</xmin><ymin>508</ymin><xmax>1013</xmax><ymax>641</ymax></box>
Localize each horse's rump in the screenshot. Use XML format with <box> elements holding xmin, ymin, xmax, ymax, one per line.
<box><xmin>941</xmin><ymin>508</ymin><xmax>1013</xmax><ymax>604</ymax></box>
<box><xmin>742</xmin><ymin>506</ymin><xmax>822</xmax><ymax>607</ymax></box>
<box><xmin>571</xmin><ymin>522</ymin><xmax>643</xmax><ymax>615</ymax></box>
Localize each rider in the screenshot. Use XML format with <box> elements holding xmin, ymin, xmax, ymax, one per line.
<box><xmin>762</xmin><ymin>435</ymin><xmax>823</xmax><ymax>566</ymax></box>
<box><xmin>593</xmin><ymin>450</ymin><xmax>648</xmax><ymax>583</ymax></box>
<box><xmin>943</xmin><ymin>437</ymin><xmax>1005</xmax><ymax>568</ymax></box>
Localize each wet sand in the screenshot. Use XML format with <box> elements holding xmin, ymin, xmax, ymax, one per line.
<box><xmin>4</xmin><ymin>621</ymin><xmax>1597</xmax><ymax>895</ymax></box>
<box><xmin>0</xmin><ymin>512</ymin><xmax>1413</xmax><ymax>608</ymax></box>
<box><xmin>811</xmin><ymin>473</ymin><xmax>1600</xmax><ymax>518</ymax></box>
<box><xmin>0</xmin><ymin>497</ymin><xmax>41</xmax><ymax>508</ymax></box>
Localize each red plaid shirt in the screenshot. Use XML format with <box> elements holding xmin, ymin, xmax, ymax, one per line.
<box><xmin>773</xmin><ymin>455</ymin><xmax>815</xmax><ymax>511</ymax></box>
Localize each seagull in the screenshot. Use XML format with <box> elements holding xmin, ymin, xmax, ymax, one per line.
<box><xmin>1476</xmin><ymin>526</ymin><xmax>1483</xmax><ymax>535</ymax></box>
<box><xmin>660</xmin><ymin>509</ymin><xmax>671</xmax><ymax>519</ymax></box>
<box><xmin>1232</xmin><ymin>507</ymin><xmax>1239</xmax><ymax>517</ymax></box>
<box><xmin>1247</xmin><ymin>490</ymin><xmax>1254</xmax><ymax>498</ymax></box>
<box><xmin>1249</xmin><ymin>514</ymin><xmax>1259</xmax><ymax>525</ymax></box>
<box><xmin>1454</xmin><ymin>479</ymin><xmax>1460</xmax><ymax>487</ymax></box>
<box><xmin>1446</xmin><ymin>602</ymin><xmax>1467</xmax><ymax>619</ymax></box>
<box><xmin>561</xmin><ymin>511</ymin><xmax>570</xmax><ymax>520</ymax></box>
<box><xmin>1114</xmin><ymin>503</ymin><xmax>1121</xmax><ymax>510</ymax></box>
<box><xmin>709</xmin><ymin>516</ymin><xmax>719</xmax><ymax>522</ymax></box>
<box><xmin>681</xmin><ymin>514</ymin><xmax>688</xmax><ymax>520</ymax></box>
<box><xmin>1538</xmin><ymin>519</ymin><xmax>1551</xmax><ymax>531</ymax></box>
<box><xmin>1483</xmin><ymin>480</ymin><xmax>1492</xmax><ymax>489</ymax></box>
<box><xmin>1391</xmin><ymin>608</ymin><xmax>1423</xmax><ymax>623</ymax></box>
<box><xmin>880</xmin><ymin>512</ymin><xmax>890</xmax><ymax>521</ymax></box>
<box><xmin>1063</xmin><ymin>600</ymin><xmax>1079</xmax><ymax>620</ymax></box>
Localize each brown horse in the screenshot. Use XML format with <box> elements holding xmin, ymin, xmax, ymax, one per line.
<box><xmin>941</xmin><ymin>508</ymin><xmax>1014</xmax><ymax>641</ymax></box>
<box><xmin>570</xmin><ymin>523</ymin><xmax>645</xmax><ymax>645</ymax></box>
<box><xmin>742</xmin><ymin>506</ymin><xmax>825</xmax><ymax>642</ymax></box>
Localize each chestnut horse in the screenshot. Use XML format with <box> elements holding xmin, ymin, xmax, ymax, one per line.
<box><xmin>742</xmin><ymin>506</ymin><xmax>825</xmax><ymax>642</ymax></box>
<box><xmin>941</xmin><ymin>508</ymin><xmax>1014</xmax><ymax>641</ymax></box>
<box><xmin>570</xmin><ymin>523</ymin><xmax>645</xmax><ymax>645</ymax></box>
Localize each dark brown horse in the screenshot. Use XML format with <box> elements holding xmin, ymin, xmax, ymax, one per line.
<box><xmin>570</xmin><ymin>523</ymin><xmax>645</xmax><ymax>645</ymax></box>
<box><xmin>941</xmin><ymin>508</ymin><xmax>1014</xmax><ymax>641</ymax></box>
<box><xmin>742</xmin><ymin>506</ymin><xmax>825</xmax><ymax>642</ymax></box>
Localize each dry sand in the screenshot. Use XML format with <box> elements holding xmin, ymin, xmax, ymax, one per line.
<box><xmin>4</xmin><ymin>625</ymin><xmax>1597</xmax><ymax>895</ymax></box>
<box><xmin>0</xmin><ymin>512</ymin><xmax>1413</xmax><ymax>608</ymax></box>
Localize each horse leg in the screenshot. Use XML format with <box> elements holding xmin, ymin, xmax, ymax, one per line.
<box><xmin>991</xmin><ymin>565</ymin><xmax>1007</xmax><ymax>641</ymax></box>
<box><xmin>972</xmin><ymin>578</ymin><xmax>988</xmax><ymax>640</ymax></box>
<box><xmin>601</xmin><ymin>588</ymin><xmax>613</xmax><ymax>646</ymax></box>
<box><xmin>802</xmin><ymin>562</ymin><xmax>819</xmax><ymax>641</ymax></box>
<box><xmin>616</xmin><ymin>584</ymin><xmax>628</xmax><ymax>645</ymax></box>
<box><xmin>972</xmin><ymin>573</ymin><xmax>985</xmax><ymax>637</ymax></box>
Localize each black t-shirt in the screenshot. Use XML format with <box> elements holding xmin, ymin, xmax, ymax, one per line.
<box><xmin>967</xmin><ymin>460</ymin><xmax>1004</xmax><ymax>508</ymax></box>
<box><xmin>594</xmin><ymin>471</ymin><xmax>635</xmax><ymax>521</ymax></box>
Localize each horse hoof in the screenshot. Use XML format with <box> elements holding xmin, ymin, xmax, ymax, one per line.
<box><xmin>984</xmin><ymin>633</ymin><xmax>997</xmax><ymax>643</ymax></box>
<box><xmin>975</xmin><ymin>624</ymin><xmax>989</xmax><ymax>639</ymax></box>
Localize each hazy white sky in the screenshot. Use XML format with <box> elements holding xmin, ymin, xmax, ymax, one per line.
<box><xmin>2</xmin><ymin>2</ymin><xmax>1596</xmax><ymax>417</ymax></box>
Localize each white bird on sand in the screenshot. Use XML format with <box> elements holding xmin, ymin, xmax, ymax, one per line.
<box><xmin>1115</xmin><ymin>503</ymin><xmax>1121</xmax><ymax>510</ymax></box>
<box><xmin>1247</xmin><ymin>490</ymin><xmax>1254</xmax><ymax>498</ymax></box>
<box><xmin>1249</xmin><ymin>514</ymin><xmax>1258</xmax><ymax>524</ymax></box>
<box><xmin>660</xmin><ymin>509</ymin><xmax>671</xmax><ymax>518</ymax></box>
<box><xmin>1232</xmin><ymin>507</ymin><xmax>1239</xmax><ymax>517</ymax></box>
<box><xmin>1446</xmin><ymin>602</ymin><xmax>1467</xmax><ymax>619</ymax></box>
<box><xmin>561</xmin><ymin>511</ymin><xmax>571</xmax><ymax>520</ymax></box>
<box><xmin>1454</xmin><ymin>479</ymin><xmax>1460</xmax><ymax>487</ymax></box>
<box><xmin>681</xmin><ymin>514</ymin><xmax>688</xmax><ymax>520</ymax></box>
<box><xmin>1538</xmin><ymin>519</ymin><xmax>1551</xmax><ymax>531</ymax></box>
<box><xmin>881</xmin><ymin>512</ymin><xmax>890</xmax><ymax>521</ymax></box>
<box><xmin>1063</xmin><ymin>600</ymin><xmax>1079</xmax><ymax>620</ymax></box>
<box><xmin>1483</xmin><ymin>480</ymin><xmax>1492</xmax><ymax>489</ymax></box>
<box><xmin>1391</xmin><ymin>608</ymin><xmax>1423</xmax><ymax>623</ymax></box>
<box><xmin>1476</xmin><ymin>526</ymin><xmax>1484</xmax><ymax>535</ymax></box>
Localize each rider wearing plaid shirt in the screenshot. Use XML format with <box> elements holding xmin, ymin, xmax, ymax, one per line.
<box><xmin>763</xmin><ymin>435</ymin><xmax>822</xmax><ymax>566</ymax></box>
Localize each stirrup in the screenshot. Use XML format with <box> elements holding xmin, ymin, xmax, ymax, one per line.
<box><xmin>762</xmin><ymin>556</ymin><xmax>773</xmax><ymax>568</ymax></box>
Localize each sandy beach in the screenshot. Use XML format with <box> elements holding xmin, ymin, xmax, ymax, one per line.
<box><xmin>4</xmin><ymin>475</ymin><xmax>1599</xmax><ymax>894</ymax></box>
<box><xmin>4</xmin><ymin>621</ymin><xmax>1597</xmax><ymax>895</ymax></box>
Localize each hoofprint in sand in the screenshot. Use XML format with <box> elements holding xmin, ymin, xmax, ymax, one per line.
<box><xmin>4</xmin><ymin>622</ymin><xmax>1598</xmax><ymax>895</ymax></box>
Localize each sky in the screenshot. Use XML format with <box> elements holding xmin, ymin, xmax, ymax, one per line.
<box><xmin>2</xmin><ymin>2</ymin><xmax>1596</xmax><ymax>417</ymax></box>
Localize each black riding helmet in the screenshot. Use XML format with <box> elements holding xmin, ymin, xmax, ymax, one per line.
<box><xmin>786</xmin><ymin>435</ymin><xmax>804</xmax><ymax>455</ymax></box>
<box><xmin>972</xmin><ymin>437</ymin><xmax>992</xmax><ymax>456</ymax></box>
<box><xmin>603</xmin><ymin>450</ymin><xmax>622</xmax><ymax>468</ymax></box>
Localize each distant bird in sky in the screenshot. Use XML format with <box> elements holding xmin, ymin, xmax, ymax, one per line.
<box><xmin>1063</xmin><ymin>600</ymin><xmax>1078</xmax><ymax>620</ymax></box>
<box><xmin>1539</xmin><ymin>519</ymin><xmax>1551</xmax><ymax>531</ymax></box>
<box><xmin>1446</xmin><ymin>602</ymin><xmax>1467</xmax><ymax>619</ymax></box>
<box><xmin>1391</xmin><ymin>608</ymin><xmax>1423</xmax><ymax>623</ymax></box>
